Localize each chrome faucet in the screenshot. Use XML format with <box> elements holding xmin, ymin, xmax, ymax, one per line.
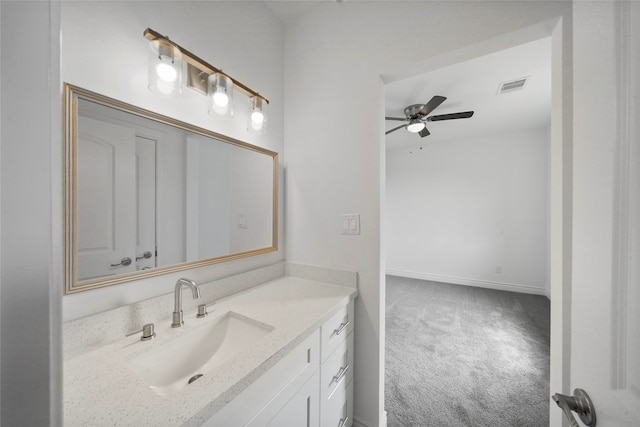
<box><xmin>171</xmin><ymin>278</ymin><xmax>201</xmax><ymax>328</ymax></box>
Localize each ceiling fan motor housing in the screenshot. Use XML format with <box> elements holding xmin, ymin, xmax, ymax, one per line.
<box><xmin>404</xmin><ymin>104</ymin><xmax>425</xmax><ymax>118</ymax></box>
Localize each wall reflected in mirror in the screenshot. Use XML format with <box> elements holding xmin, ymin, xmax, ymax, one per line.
<box><xmin>65</xmin><ymin>84</ymin><xmax>278</xmax><ymax>294</ymax></box>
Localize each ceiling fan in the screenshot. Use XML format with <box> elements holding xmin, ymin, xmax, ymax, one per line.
<box><xmin>385</xmin><ymin>96</ymin><xmax>474</xmax><ymax>138</ymax></box>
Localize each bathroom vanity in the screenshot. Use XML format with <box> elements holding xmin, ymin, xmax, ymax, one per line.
<box><xmin>64</xmin><ymin>275</ymin><xmax>357</xmax><ymax>426</ymax></box>
<box><xmin>62</xmin><ymin>85</ymin><xmax>357</xmax><ymax>426</ymax></box>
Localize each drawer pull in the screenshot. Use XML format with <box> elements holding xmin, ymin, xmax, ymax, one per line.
<box><xmin>332</xmin><ymin>364</ymin><xmax>350</xmax><ymax>385</ymax></box>
<box><xmin>338</xmin><ymin>416</ymin><xmax>349</xmax><ymax>427</ymax></box>
<box><xmin>332</xmin><ymin>321</ymin><xmax>350</xmax><ymax>337</ymax></box>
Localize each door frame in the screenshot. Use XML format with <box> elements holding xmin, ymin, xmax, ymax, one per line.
<box><xmin>380</xmin><ymin>17</ymin><xmax>571</xmax><ymax>427</ymax></box>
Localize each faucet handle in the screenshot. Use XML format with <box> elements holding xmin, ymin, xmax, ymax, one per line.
<box><xmin>141</xmin><ymin>323</ymin><xmax>156</xmax><ymax>341</ymax></box>
<box><xmin>126</xmin><ymin>323</ymin><xmax>156</xmax><ymax>341</ymax></box>
<box><xmin>196</xmin><ymin>302</ymin><xmax>214</xmax><ymax>318</ymax></box>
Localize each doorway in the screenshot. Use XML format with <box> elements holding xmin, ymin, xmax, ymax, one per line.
<box><xmin>381</xmin><ymin>22</ymin><xmax>565</xmax><ymax>425</ymax></box>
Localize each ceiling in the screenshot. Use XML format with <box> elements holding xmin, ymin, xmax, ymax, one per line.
<box><xmin>264</xmin><ymin>1</ymin><xmax>323</xmax><ymax>25</ymax></box>
<box><xmin>262</xmin><ymin>2</ymin><xmax>551</xmax><ymax>152</ymax></box>
<box><xmin>385</xmin><ymin>37</ymin><xmax>551</xmax><ymax>151</ymax></box>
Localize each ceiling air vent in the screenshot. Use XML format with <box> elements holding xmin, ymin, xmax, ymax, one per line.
<box><xmin>497</xmin><ymin>77</ymin><xmax>528</xmax><ymax>94</ymax></box>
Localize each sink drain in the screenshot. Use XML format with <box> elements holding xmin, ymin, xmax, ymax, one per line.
<box><xmin>188</xmin><ymin>374</ymin><xmax>204</xmax><ymax>384</ymax></box>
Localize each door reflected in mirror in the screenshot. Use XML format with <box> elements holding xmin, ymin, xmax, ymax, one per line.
<box><xmin>65</xmin><ymin>84</ymin><xmax>278</xmax><ymax>294</ymax></box>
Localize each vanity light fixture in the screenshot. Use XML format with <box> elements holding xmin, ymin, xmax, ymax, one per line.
<box><xmin>248</xmin><ymin>96</ymin><xmax>267</xmax><ymax>134</ymax></box>
<box><xmin>208</xmin><ymin>72</ymin><xmax>234</xmax><ymax>119</ymax></box>
<box><xmin>148</xmin><ymin>39</ymin><xmax>183</xmax><ymax>96</ymax></box>
<box><xmin>144</xmin><ymin>28</ymin><xmax>269</xmax><ymax>132</ymax></box>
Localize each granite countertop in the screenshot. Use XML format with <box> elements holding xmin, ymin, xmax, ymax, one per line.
<box><xmin>64</xmin><ymin>276</ymin><xmax>357</xmax><ymax>426</ymax></box>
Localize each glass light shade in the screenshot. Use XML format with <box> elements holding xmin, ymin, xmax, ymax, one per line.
<box><xmin>148</xmin><ymin>40</ymin><xmax>182</xmax><ymax>97</ymax></box>
<box><xmin>247</xmin><ymin>96</ymin><xmax>267</xmax><ymax>135</ymax></box>
<box><xmin>208</xmin><ymin>73</ymin><xmax>234</xmax><ymax>119</ymax></box>
<box><xmin>406</xmin><ymin>119</ymin><xmax>425</xmax><ymax>133</ymax></box>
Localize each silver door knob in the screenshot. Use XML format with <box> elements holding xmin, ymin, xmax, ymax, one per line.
<box><xmin>110</xmin><ymin>257</ymin><xmax>132</xmax><ymax>267</ymax></box>
<box><xmin>552</xmin><ymin>388</ymin><xmax>596</xmax><ymax>427</ymax></box>
<box><xmin>136</xmin><ymin>251</ymin><xmax>153</xmax><ymax>261</ymax></box>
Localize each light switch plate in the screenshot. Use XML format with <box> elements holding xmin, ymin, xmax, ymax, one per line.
<box><xmin>341</xmin><ymin>214</ymin><xmax>360</xmax><ymax>235</ymax></box>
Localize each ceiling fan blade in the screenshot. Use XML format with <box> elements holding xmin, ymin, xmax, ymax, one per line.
<box><xmin>418</xmin><ymin>96</ymin><xmax>447</xmax><ymax>116</ymax></box>
<box><xmin>385</xmin><ymin>124</ymin><xmax>407</xmax><ymax>135</ymax></box>
<box><xmin>418</xmin><ymin>126</ymin><xmax>430</xmax><ymax>138</ymax></box>
<box><xmin>426</xmin><ymin>111</ymin><xmax>474</xmax><ymax>121</ymax></box>
<box><xmin>385</xmin><ymin>116</ymin><xmax>408</xmax><ymax>121</ymax></box>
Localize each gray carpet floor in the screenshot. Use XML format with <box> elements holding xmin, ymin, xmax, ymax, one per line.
<box><xmin>385</xmin><ymin>275</ymin><xmax>550</xmax><ymax>427</ymax></box>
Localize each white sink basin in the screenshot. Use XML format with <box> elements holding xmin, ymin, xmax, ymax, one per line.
<box><xmin>126</xmin><ymin>311</ymin><xmax>274</xmax><ymax>397</ymax></box>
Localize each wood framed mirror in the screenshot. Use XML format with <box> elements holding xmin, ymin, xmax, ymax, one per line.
<box><xmin>64</xmin><ymin>84</ymin><xmax>278</xmax><ymax>294</ymax></box>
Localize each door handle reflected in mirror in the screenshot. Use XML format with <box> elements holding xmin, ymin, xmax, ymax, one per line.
<box><xmin>110</xmin><ymin>257</ymin><xmax>132</xmax><ymax>267</ymax></box>
<box><xmin>552</xmin><ymin>388</ymin><xmax>596</xmax><ymax>427</ymax></box>
<box><xmin>136</xmin><ymin>251</ymin><xmax>153</xmax><ymax>261</ymax></box>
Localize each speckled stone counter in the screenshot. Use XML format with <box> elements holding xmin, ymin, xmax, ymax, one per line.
<box><xmin>64</xmin><ymin>276</ymin><xmax>357</xmax><ymax>426</ymax></box>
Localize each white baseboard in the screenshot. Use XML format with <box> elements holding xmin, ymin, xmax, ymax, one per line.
<box><xmin>386</xmin><ymin>269</ymin><xmax>550</xmax><ymax>298</ymax></box>
<box><xmin>353</xmin><ymin>410</ymin><xmax>387</xmax><ymax>427</ymax></box>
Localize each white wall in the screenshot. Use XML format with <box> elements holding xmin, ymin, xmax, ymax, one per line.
<box><xmin>61</xmin><ymin>1</ymin><xmax>285</xmax><ymax>321</ymax></box>
<box><xmin>386</xmin><ymin>127</ymin><xmax>550</xmax><ymax>295</ymax></box>
<box><xmin>0</xmin><ymin>2</ymin><xmax>575</xmax><ymax>426</ymax></box>
<box><xmin>157</xmin><ymin>128</ymin><xmax>189</xmax><ymax>264</ymax></box>
<box><xmin>187</xmin><ymin>137</ymin><xmax>231</xmax><ymax>259</ymax></box>
<box><xmin>1</xmin><ymin>2</ymin><xmax>62</xmax><ymax>425</ymax></box>
<box><xmin>228</xmin><ymin>147</ymin><xmax>275</xmax><ymax>253</ymax></box>
<box><xmin>283</xmin><ymin>2</ymin><xmax>570</xmax><ymax>426</ymax></box>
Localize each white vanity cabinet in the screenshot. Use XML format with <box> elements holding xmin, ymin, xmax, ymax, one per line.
<box><xmin>264</xmin><ymin>370</ymin><xmax>320</xmax><ymax>426</ymax></box>
<box><xmin>202</xmin><ymin>330</ymin><xmax>321</xmax><ymax>427</ymax></box>
<box><xmin>320</xmin><ymin>302</ymin><xmax>354</xmax><ymax>427</ymax></box>
<box><xmin>202</xmin><ymin>300</ymin><xmax>354</xmax><ymax>427</ymax></box>
<box><xmin>64</xmin><ymin>276</ymin><xmax>358</xmax><ymax>427</ymax></box>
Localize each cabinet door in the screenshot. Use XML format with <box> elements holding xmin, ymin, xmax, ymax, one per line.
<box><xmin>202</xmin><ymin>331</ymin><xmax>319</xmax><ymax>427</ymax></box>
<box><xmin>267</xmin><ymin>371</ymin><xmax>320</xmax><ymax>427</ymax></box>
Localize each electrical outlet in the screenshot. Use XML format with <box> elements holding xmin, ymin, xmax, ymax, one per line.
<box><xmin>495</xmin><ymin>266</ymin><xmax>502</xmax><ymax>274</ymax></box>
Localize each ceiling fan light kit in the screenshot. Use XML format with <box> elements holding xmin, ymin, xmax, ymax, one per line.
<box><xmin>385</xmin><ymin>95</ymin><xmax>474</xmax><ymax>138</ymax></box>
<box><xmin>406</xmin><ymin>119</ymin><xmax>425</xmax><ymax>133</ymax></box>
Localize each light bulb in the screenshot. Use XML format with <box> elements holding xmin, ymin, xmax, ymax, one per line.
<box><xmin>251</xmin><ymin>111</ymin><xmax>265</xmax><ymax>125</ymax></box>
<box><xmin>148</xmin><ymin>40</ymin><xmax>182</xmax><ymax>97</ymax></box>
<box><xmin>247</xmin><ymin>96</ymin><xmax>267</xmax><ymax>134</ymax></box>
<box><xmin>156</xmin><ymin>62</ymin><xmax>177</xmax><ymax>82</ymax></box>
<box><xmin>208</xmin><ymin>73</ymin><xmax>234</xmax><ymax>119</ymax></box>
<box><xmin>213</xmin><ymin>91</ymin><xmax>229</xmax><ymax>107</ymax></box>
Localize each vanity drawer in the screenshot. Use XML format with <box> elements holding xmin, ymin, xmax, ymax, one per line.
<box><xmin>321</xmin><ymin>377</ymin><xmax>353</xmax><ymax>427</ymax></box>
<box><xmin>321</xmin><ymin>301</ymin><xmax>354</xmax><ymax>362</ymax></box>
<box><xmin>321</xmin><ymin>331</ymin><xmax>354</xmax><ymax>402</ymax></box>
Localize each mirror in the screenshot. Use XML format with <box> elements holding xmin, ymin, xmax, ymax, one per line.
<box><xmin>64</xmin><ymin>84</ymin><xmax>278</xmax><ymax>294</ymax></box>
